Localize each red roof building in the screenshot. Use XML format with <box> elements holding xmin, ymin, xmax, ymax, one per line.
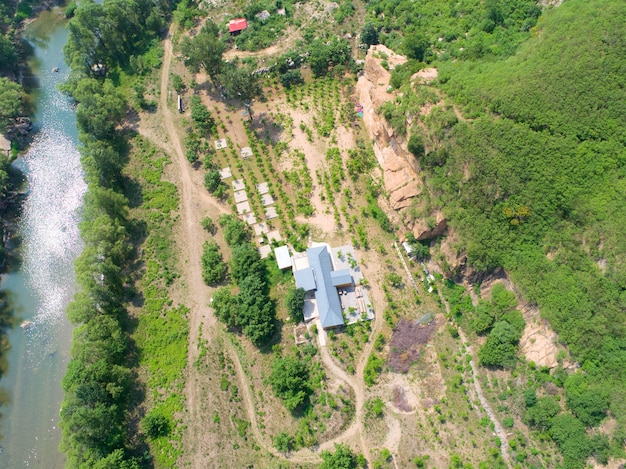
<box><xmin>228</xmin><ymin>18</ymin><xmax>247</xmax><ymax>34</ymax></box>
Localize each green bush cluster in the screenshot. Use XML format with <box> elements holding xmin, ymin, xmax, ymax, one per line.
<box><xmin>307</xmin><ymin>37</ymin><xmax>352</xmax><ymax>78</ymax></box>
<box><xmin>363</xmin><ymin>353</ymin><xmax>384</xmax><ymax>387</ymax></box>
<box><xmin>232</xmin><ymin>0</ymin><xmax>294</xmax><ymax>52</ymax></box>
<box><xmin>201</xmin><ymin>241</ymin><xmax>227</xmax><ymax>285</ymax></box>
<box><xmin>365</xmin><ymin>0</ymin><xmax>540</xmax><ymax>61</ymax></box>
<box><xmin>285</xmin><ymin>287</ymin><xmax>305</xmax><ymax>323</ymax></box>
<box><xmin>212</xmin><ymin>215</ymin><xmax>275</xmax><ymax>346</ymax></box>
<box><xmin>378</xmin><ymin>0</ymin><xmax>626</xmax><ymax>463</ymax></box>
<box><xmin>268</xmin><ymin>354</ymin><xmax>312</xmax><ymax>411</ymax></box>
<box><xmin>60</xmin><ymin>77</ymin><xmax>138</xmax><ymax>468</ymax></box>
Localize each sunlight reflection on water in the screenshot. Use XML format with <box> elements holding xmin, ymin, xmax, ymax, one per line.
<box><xmin>18</xmin><ymin>87</ymin><xmax>86</xmax><ymax>367</ymax></box>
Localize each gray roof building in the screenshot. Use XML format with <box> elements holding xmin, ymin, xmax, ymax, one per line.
<box><xmin>330</xmin><ymin>269</ymin><xmax>353</xmax><ymax>287</ymax></box>
<box><xmin>295</xmin><ymin>268</ymin><xmax>316</xmax><ymax>291</ymax></box>
<box><xmin>307</xmin><ymin>246</ymin><xmax>344</xmax><ymax>329</ymax></box>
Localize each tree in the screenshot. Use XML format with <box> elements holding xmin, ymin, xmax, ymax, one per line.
<box><xmin>308</xmin><ymin>38</ymin><xmax>351</xmax><ymax>77</ymax></box>
<box><xmin>285</xmin><ymin>287</ymin><xmax>305</xmax><ymax>322</ymax></box>
<box><xmin>408</xmin><ymin>133</ymin><xmax>425</xmax><ymax>159</ymax></box>
<box><xmin>91</xmin><ymin>449</ymin><xmax>140</xmax><ymax>469</ymax></box>
<box><xmin>361</xmin><ymin>23</ymin><xmax>379</xmax><ymax>47</ymax></box>
<box><xmin>478</xmin><ymin>320</ymin><xmax>520</xmax><ymax>367</ymax></box>
<box><xmin>142</xmin><ymin>412</ymin><xmax>171</xmax><ymax>439</ymax></box>
<box><xmin>171</xmin><ymin>73</ymin><xmax>185</xmax><ymax>93</ymax></box>
<box><xmin>564</xmin><ymin>374</ymin><xmax>608</xmax><ymax>427</ymax></box>
<box><xmin>179</xmin><ymin>20</ymin><xmax>225</xmax><ymax>81</ymax></box>
<box><xmin>238</xmin><ymin>274</ymin><xmax>275</xmax><ymax>345</ymax></box>
<box><xmin>204</xmin><ymin>169</ymin><xmax>222</xmax><ymax>193</ymax></box>
<box><xmin>212</xmin><ymin>287</ymin><xmax>238</xmax><ymax>328</ymax></box>
<box><xmin>524</xmin><ymin>396</ymin><xmax>560</xmax><ymax>430</ymax></box>
<box><xmin>0</xmin><ymin>77</ymin><xmax>21</xmax><ymax>129</ymax></box>
<box><xmin>491</xmin><ymin>283</ymin><xmax>517</xmax><ymax>315</ymax></box>
<box><xmin>279</xmin><ymin>69</ymin><xmax>303</xmax><ymax>89</ymax></box>
<box><xmin>218</xmin><ymin>63</ymin><xmax>262</xmax><ymax>120</ymax></box>
<box><xmin>218</xmin><ymin>214</ymin><xmax>250</xmax><ymax>246</ymax></box>
<box><xmin>471</xmin><ymin>300</ymin><xmax>496</xmax><ymax>334</ymax></box>
<box><xmin>320</xmin><ymin>443</ymin><xmax>358</xmax><ymax>469</ymax></box>
<box><xmin>402</xmin><ymin>32</ymin><xmax>429</xmax><ymax>61</ymax></box>
<box><xmin>548</xmin><ymin>413</ymin><xmax>592</xmax><ymax>467</ymax></box>
<box><xmin>0</xmin><ymin>35</ymin><xmax>18</xmax><ymax>73</ymax></box>
<box><xmin>229</xmin><ymin>243</ymin><xmax>263</xmax><ymax>283</ymax></box>
<box><xmin>190</xmin><ymin>95</ymin><xmax>215</xmax><ymax>134</ymax></box>
<box><xmin>201</xmin><ymin>241</ymin><xmax>227</xmax><ymax>285</ymax></box>
<box><xmin>269</xmin><ymin>355</ymin><xmax>311</xmax><ymax>411</ymax></box>
<box><xmin>80</xmin><ymin>140</ymin><xmax>126</xmax><ymax>188</ymax></box>
<box><xmin>200</xmin><ymin>216</ymin><xmax>216</xmax><ymax>234</ymax></box>
<box><xmin>74</xmin><ymin>79</ymin><xmax>126</xmax><ymax>141</ymax></box>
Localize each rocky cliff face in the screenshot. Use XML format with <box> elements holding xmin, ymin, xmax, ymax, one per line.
<box><xmin>356</xmin><ymin>45</ymin><xmax>447</xmax><ymax>241</ymax></box>
<box><xmin>356</xmin><ymin>46</ymin><xmax>421</xmax><ymax>210</ymax></box>
<box><xmin>357</xmin><ymin>48</ymin><xmax>565</xmax><ymax>369</ymax></box>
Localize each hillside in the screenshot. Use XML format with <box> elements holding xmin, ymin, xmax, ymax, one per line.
<box><xmin>380</xmin><ymin>0</ymin><xmax>626</xmax><ymax>466</ymax></box>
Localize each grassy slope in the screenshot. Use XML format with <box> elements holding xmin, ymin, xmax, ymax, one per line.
<box><xmin>422</xmin><ymin>0</ymin><xmax>626</xmax><ymax>462</ymax></box>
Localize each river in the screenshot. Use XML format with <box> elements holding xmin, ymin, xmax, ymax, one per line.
<box><xmin>0</xmin><ymin>9</ymin><xmax>86</xmax><ymax>468</ymax></box>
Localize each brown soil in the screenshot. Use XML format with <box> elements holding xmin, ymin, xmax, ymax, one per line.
<box><xmin>387</xmin><ymin>319</ymin><xmax>436</xmax><ymax>373</ymax></box>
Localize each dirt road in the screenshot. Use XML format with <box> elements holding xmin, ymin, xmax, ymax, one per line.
<box><xmin>158</xmin><ymin>32</ymin><xmax>227</xmax><ymax>469</ymax></box>
<box><xmin>150</xmin><ymin>26</ymin><xmax>390</xmax><ymax>467</ymax></box>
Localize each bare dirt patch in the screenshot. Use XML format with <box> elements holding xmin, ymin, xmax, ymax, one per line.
<box><xmin>387</xmin><ymin>318</ymin><xmax>436</xmax><ymax>373</ymax></box>
<box><xmin>392</xmin><ymin>385</ymin><xmax>415</xmax><ymax>412</ymax></box>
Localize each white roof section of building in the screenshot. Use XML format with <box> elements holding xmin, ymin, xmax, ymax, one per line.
<box><xmin>330</xmin><ymin>269</ymin><xmax>353</xmax><ymax>287</ymax></box>
<box><xmin>295</xmin><ymin>268</ymin><xmax>316</xmax><ymax>291</ymax></box>
<box><xmin>274</xmin><ymin>245</ymin><xmax>292</xmax><ymax>270</ymax></box>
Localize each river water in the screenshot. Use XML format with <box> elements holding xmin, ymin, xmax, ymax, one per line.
<box><xmin>0</xmin><ymin>9</ymin><xmax>85</xmax><ymax>468</ymax></box>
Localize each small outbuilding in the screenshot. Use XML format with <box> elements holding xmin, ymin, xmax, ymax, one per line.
<box><xmin>295</xmin><ymin>268</ymin><xmax>317</xmax><ymax>292</ymax></box>
<box><xmin>228</xmin><ymin>18</ymin><xmax>247</xmax><ymax>34</ymax></box>
<box><xmin>274</xmin><ymin>245</ymin><xmax>292</xmax><ymax>270</ymax></box>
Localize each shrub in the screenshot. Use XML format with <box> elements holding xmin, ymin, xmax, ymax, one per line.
<box><xmin>364</xmin><ymin>353</ymin><xmax>383</xmax><ymax>386</ymax></box>
<box><xmin>280</xmin><ymin>70</ymin><xmax>304</xmax><ymax>89</ymax></box>
<box><xmin>204</xmin><ymin>170</ymin><xmax>222</xmax><ymax>193</ymax></box>
<box><xmin>361</xmin><ymin>23</ymin><xmax>379</xmax><ymax>46</ymax></box>
<box><xmin>269</xmin><ymin>355</ymin><xmax>311</xmax><ymax>411</ymax></box>
<box><xmin>200</xmin><ymin>216</ymin><xmax>216</xmax><ymax>234</ymax></box>
<box><xmin>201</xmin><ymin>241</ymin><xmax>227</xmax><ymax>285</ymax></box>
<box><xmin>408</xmin><ymin>133</ymin><xmax>425</xmax><ymax>159</ymax></box>
<box><xmin>285</xmin><ymin>287</ymin><xmax>306</xmax><ymax>322</ymax></box>
<box><xmin>142</xmin><ymin>412</ymin><xmax>171</xmax><ymax>439</ymax></box>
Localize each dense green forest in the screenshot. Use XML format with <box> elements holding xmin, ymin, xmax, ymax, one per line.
<box><xmin>370</xmin><ymin>0</ymin><xmax>626</xmax><ymax>466</ymax></box>
<box><xmin>59</xmin><ymin>0</ymin><xmax>179</xmax><ymax>466</ymax></box>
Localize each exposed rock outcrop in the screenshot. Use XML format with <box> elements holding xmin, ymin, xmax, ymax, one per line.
<box><xmin>477</xmin><ymin>277</ymin><xmax>563</xmax><ymax>369</ymax></box>
<box><xmin>356</xmin><ymin>46</ymin><xmax>449</xmax><ymax>242</ymax></box>
<box><xmin>0</xmin><ymin>134</ymin><xmax>10</xmax><ymax>157</ymax></box>
<box><xmin>356</xmin><ymin>46</ymin><xmax>422</xmax><ymax>210</ymax></box>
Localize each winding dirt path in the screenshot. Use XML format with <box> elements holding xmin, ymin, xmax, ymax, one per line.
<box><xmin>157</xmin><ymin>30</ymin><xmax>324</xmax><ymax>467</ymax></box>
<box><xmin>157</xmin><ymin>32</ymin><xmax>228</xmax><ymax>469</ymax></box>
<box><xmin>152</xmin><ymin>26</ymin><xmax>393</xmax><ymax>467</ymax></box>
<box><xmin>456</xmin><ymin>327</ymin><xmax>512</xmax><ymax>469</ymax></box>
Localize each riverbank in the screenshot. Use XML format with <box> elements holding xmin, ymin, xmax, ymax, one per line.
<box><xmin>0</xmin><ymin>11</ymin><xmax>85</xmax><ymax>467</ymax></box>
